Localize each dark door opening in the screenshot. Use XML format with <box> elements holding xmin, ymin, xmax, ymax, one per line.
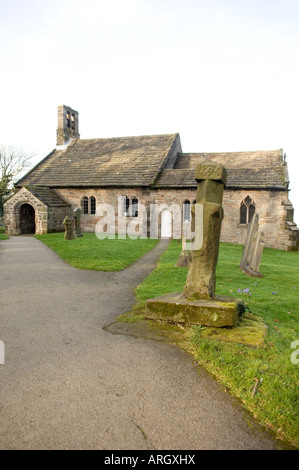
<box><xmin>20</xmin><ymin>204</ymin><xmax>36</xmax><ymax>234</ymax></box>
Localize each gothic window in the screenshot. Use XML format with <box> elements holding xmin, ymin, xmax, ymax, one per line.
<box><xmin>90</xmin><ymin>196</ymin><xmax>96</xmax><ymax>215</ymax></box>
<box><xmin>131</xmin><ymin>197</ymin><xmax>138</xmax><ymax>217</ymax></box>
<box><xmin>240</xmin><ymin>202</ymin><xmax>247</xmax><ymax>224</ymax></box>
<box><xmin>82</xmin><ymin>196</ymin><xmax>89</xmax><ymax>215</ymax></box>
<box><xmin>240</xmin><ymin>196</ymin><xmax>255</xmax><ymax>224</ymax></box>
<box><xmin>183</xmin><ymin>200</ymin><xmax>191</xmax><ymax>222</ymax></box>
<box><xmin>71</xmin><ymin>113</ymin><xmax>75</xmax><ymax>130</ymax></box>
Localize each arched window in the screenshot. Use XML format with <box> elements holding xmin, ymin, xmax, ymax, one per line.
<box><xmin>131</xmin><ymin>197</ymin><xmax>138</xmax><ymax>218</ymax></box>
<box><xmin>90</xmin><ymin>196</ymin><xmax>96</xmax><ymax>215</ymax></box>
<box><xmin>82</xmin><ymin>196</ymin><xmax>88</xmax><ymax>215</ymax></box>
<box><xmin>240</xmin><ymin>202</ymin><xmax>247</xmax><ymax>224</ymax></box>
<box><xmin>66</xmin><ymin>111</ymin><xmax>71</xmax><ymax>128</ymax></box>
<box><xmin>183</xmin><ymin>200</ymin><xmax>191</xmax><ymax>222</ymax></box>
<box><xmin>240</xmin><ymin>196</ymin><xmax>255</xmax><ymax>224</ymax></box>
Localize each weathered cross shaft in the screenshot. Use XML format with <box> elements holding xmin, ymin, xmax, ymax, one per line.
<box><xmin>145</xmin><ymin>162</ymin><xmax>244</xmax><ymax>328</ymax></box>
<box><xmin>183</xmin><ymin>163</ymin><xmax>227</xmax><ymax>299</ymax></box>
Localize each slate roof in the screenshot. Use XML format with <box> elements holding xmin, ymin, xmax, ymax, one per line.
<box><xmin>27</xmin><ymin>187</ymin><xmax>70</xmax><ymax>206</ymax></box>
<box><xmin>175</xmin><ymin>150</ymin><xmax>285</xmax><ymax>170</ymax></box>
<box><xmin>17</xmin><ymin>135</ymin><xmax>289</xmax><ymax>191</ymax></box>
<box><xmin>156</xmin><ymin>150</ymin><xmax>289</xmax><ymax>190</ymax></box>
<box><xmin>17</xmin><ymin>134</ymin><xmax>181</xmax><ymax>188</ymax></box>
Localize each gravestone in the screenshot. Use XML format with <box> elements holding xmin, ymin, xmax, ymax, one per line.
<box><xmin>63</xmin><ymin>216</ymin><xmax>75</xmax><ymax>240</ymax></box>
<box><xmin>175</xmin><ymin>235</ymin><xmax>190</xmax><ymax>267</ymax></box>
<box><xmin>73</xmin><ymin>207</ymin><xmax>83</xmax><ymax>237</ymax></box>
<box><xmin>240</xmin><ymin>213</ymin><xmax>264</xmax><ymax>277</ymax></box>
<box><xmin>146</xmin><ymin>163</ymin><xmax>243</xmax><ymax>327</ymax></box>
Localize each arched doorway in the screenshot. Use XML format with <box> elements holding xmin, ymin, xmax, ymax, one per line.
<box><xmin>161</xmin><ymin>209</ymin><xmax>172</xmax><ymax>238</ymax></box>
<box><xmin>20</xmin><ymin>204</ymin><xmax>36</xmax><ymax>234</ymax></box>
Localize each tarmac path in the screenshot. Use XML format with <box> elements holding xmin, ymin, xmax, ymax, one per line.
<box><xmin>0</xmin><ymin>236</ymin><xmax>288</xmax><ymax>450</ymax></box>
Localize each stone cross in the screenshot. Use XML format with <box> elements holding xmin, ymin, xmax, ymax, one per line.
<box><xmin>63</xmin><ymin>216</ymin><xmax>75</xmax><ymax>240</ymax></box>
<box><xmin>145</xmin><ymin>163</ymin><xmax>244</xmax><ymax>328</ymax></box>
<box><xmin>240</xmin><ymin>213</ymin><xmax>264</xmax><ymax>277</ymax></box>
<box><xmin>183</xmin><ymin>163</ymin><xmax>227</xmax><ymax>299</ymax></box>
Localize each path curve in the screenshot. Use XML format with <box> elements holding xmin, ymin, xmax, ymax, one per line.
<box><xmin>0</xmin><ymin>236</ymin><xmax>287</xmax><ymax>450</ymax></box>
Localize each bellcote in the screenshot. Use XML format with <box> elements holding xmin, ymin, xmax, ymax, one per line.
<box><xmin>56</xmin><ymin>105</ymin><xmax>80</xmax><ymax>146</ymax></box>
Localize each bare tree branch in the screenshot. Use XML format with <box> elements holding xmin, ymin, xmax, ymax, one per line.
<box><xmin>0</xmin><ymin>145</ymin><xmax>34</xmax><ymax>186</ymax></box>
<box><xmin>0</xmin><ymin>145</ymin><xmax>34</xmax><ymax>215</ymax></box>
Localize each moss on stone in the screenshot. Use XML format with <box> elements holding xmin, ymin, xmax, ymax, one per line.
<box><xmin>108</xmin><ymin>310</ymin><xmax>267</xmax><ymax>348</ymax></box>
<box><xmin>198</xmin><ymin>313</ymin><xmax>267</xmax><ymax>348</ymax></box>
<box><xmin>145</xmin><ymin>292</ymin><xmax>241</xmax><ymax>327</ymax></box>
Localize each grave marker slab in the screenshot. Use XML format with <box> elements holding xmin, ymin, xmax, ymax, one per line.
<box><xmin>73</xmin><ymin>207</ymin><xmax>83</xmax><ymax>237</ymax></box>
<box><xmin>240</xmin><ymin>213</ymin><xmax>264</xmax><ymax>277</ymax></box>
<box><xmin>175</xmin><ymin>235</ymin><xmax>190</xmax><ymax>267</ymax></box>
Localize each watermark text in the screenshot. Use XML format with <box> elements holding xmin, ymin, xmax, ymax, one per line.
<box><xmin>95</xmin><ymin>198</ymin><xmax>203</xmax><ymax>251</ymax></box>
<box><xmin>291</xmin><ymin>340</ymin><xmax>299</xmax><ymax>364</ymax></box>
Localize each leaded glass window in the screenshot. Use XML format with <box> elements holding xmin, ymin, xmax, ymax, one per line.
<box><xmin>90</xmin><ymin>196</ymin><xmax>96</xmax><ymax>215</ymax></box>
<box><xmin>82</xmin><ymin>196</ymin><xmax>88</xmax><ymax>215</ymax></box>
<box><xmin>240</xmin><ymin>196</ymin><xmax>255</xmax><ymax>224</ymax></box>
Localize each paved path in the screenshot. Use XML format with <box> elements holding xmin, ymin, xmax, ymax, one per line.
<box><xmin>0</xmin><ymin>236</ymin><xmax>287</xmax><ymax>450</ymax></box>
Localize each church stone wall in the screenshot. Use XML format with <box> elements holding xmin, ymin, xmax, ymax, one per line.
<box><xmin>47</xmin><ymin>206</ymin><xmax>72</xmax><ymax>233</ymax></box>
<box><xmin>221</xmin><ymin>189</ymin><xmax>298</xmax><ymax>251</ymax></box>
<box><xmin>56</xmin><ymin>187</ymin><xmax>156</xmax><ymax>235</ymax></box>
<box><xmin>55</xmin><ymin>187</ymin><xmax>298</xmax><ymax>250</ymax></box>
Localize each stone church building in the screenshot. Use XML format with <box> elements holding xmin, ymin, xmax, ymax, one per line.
<box><xmin>4</xmin><ymin>105</ymin><xmax>298</xmax><ymax>251</ymax></box>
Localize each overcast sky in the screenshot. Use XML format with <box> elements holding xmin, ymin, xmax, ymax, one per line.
<box><xmin>1</xmin><ymin>0</ymin><xmax>299</xmax><ymax>224</ymax></box>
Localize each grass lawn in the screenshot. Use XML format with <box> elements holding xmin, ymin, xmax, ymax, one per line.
<box><xmin>0</xmin><ymin>227</ymin><xmax>9</xmax><ymax>240</ymax></box>
<box><xmin>129</xmin><ymin>240</ymin><xmax>299</xmax><ymax>448</ymax></box>
<box><xmin>35</xmin><ymin>232</ymin><xmax>159</xmax><ymax>271</ymax></box>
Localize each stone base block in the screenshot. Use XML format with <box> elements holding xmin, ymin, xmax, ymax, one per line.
<box><xmin>145</xmin><ymin>292</ymin><xmax>242</xmax><ymax>327</ymax></box>
<box><xmin>240</xmin><ymin>264</ymin><xmax>262</xmax><ymax>278</ymax></box>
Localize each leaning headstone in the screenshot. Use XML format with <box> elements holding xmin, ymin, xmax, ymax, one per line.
<box><xmin>63</xmin><ymin>216</ymin><xmax>75</xmax><ymax>240</ymax></box>
<box><xmin>146</xmin><ymin>163</ymin><xmax>244</xmax><ymax>327</ymax></box>
<box><xmin>240</xmin><ymin>213</ymin><xmax>264</xmax><ymax>277</ymax></box>
<box><xmin>73</xmin><ymin>207</ymin><xmax>83</xmax><ymax>237</ymax></box>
